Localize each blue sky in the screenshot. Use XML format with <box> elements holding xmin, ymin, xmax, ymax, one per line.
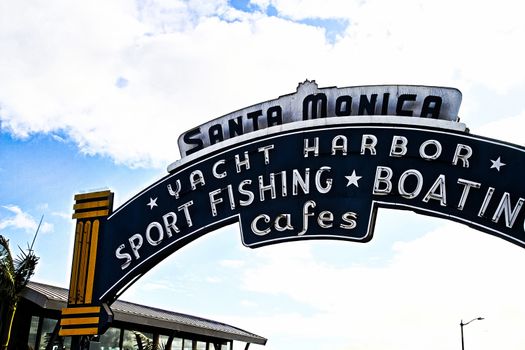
<box><xmin>1</xmin><ymin>0</ymin><xmax>525</xmax><ymax>349</ymax></box>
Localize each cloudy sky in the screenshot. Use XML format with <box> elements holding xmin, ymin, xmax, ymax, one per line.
<box><xmin>1</xmin><ymin>0</ymin><xmax>525</xmax><ymax>349</ymax></box>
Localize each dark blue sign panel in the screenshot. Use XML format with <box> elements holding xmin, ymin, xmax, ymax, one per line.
<box><xmin>93</xmin><ymin>118</ymin><xmax>524</xmax><ymax>304</ymax></box>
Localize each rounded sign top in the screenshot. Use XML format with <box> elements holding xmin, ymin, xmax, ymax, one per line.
<box><xmin>177</xmin><ymin>81</ymin><xmax>462</xmax><ymax>157</ymax></box>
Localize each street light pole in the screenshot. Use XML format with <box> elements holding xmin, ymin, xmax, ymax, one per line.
<box><xmin>460</xmin><ymin>317</ymin><xmax>484</xmax><ymax>350</ymax></box>
<box><xmin>460</xmin><ymin>320</ymin><xmax>464</xmax><ymax>350</ymax></box>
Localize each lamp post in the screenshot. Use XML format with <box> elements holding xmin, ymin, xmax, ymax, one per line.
<box><xmin>460</xmin><ymin>317</ymin><xmax>484</xmax><ymax>350</ymax></box>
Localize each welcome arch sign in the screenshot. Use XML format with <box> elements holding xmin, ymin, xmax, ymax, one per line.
<box><xmin>58</xmin><ymin>81</ymin><xmax>525</xmax><ymax>337</ymax></box>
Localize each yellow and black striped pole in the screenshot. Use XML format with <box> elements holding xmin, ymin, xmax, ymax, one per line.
<box><xmin>59</xmin><ymin>190</ymin><xmax>114</xmax><ymax>337</ymax></box>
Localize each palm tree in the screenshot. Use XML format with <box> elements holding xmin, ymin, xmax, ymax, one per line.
<box><xmin>0</xmin><ymin>234</ymin><xmax>39</xmax><ymax>350</ymax></box>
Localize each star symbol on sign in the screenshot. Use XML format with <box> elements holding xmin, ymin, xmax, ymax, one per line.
<box><xmin>490</xmin><ymin>157</ymin><xmax>506</xmax><ymax>171</ymax></box>
<box><xmin>345</xmin><ymin>170</ymin><xmax>362</xmax><ymax>187</ymax></box>
<box><xmin>147</xmin><ymin>197</ymin><xmax>158</xmax><ymax>210</ymax></box>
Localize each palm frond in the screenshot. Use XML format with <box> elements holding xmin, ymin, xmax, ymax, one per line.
<box><xmin>0</xmin><ymin>233</ymin><xmax>39</xmax><ymax>348</ymax></box>
<box><xmin>0</xmin><ymin>235</ymin><xmax>16</xmax><ymax>300</ymax></box>
<box><xmin>0</xmin><ymin>234</ymin><xmax>39</xmax><ymax>301</ymax></box>
<box><xmin>0</xmin><ymin>236</ymin><xmax>14</xmax><ymax>271</ymax></box>
<box><xmin>13</xmin><ymin>247</ymin><xmax>39</xmax><ymax>295</ymax></box>
<box><xmin>133</xmin><ymin>331</ymin><xmax>155</xmax><ymax>350</ymax></box>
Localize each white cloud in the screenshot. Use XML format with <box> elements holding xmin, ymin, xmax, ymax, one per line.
<box><xmin>220</xmin><ymin>259</ymin><xmax>246</xmax><ymax>268</ymax></box>
<box><xmin>475</xmin><ymin>111</ymin><xmax>525</xmax><ymax>147</ymax></box>
<box><xmin>141</xmin><ymin>281</ymin><xmax>174</xmax><ymax>291</ymax></box>
<box><xmin>251</xmin><ymin>0</ymin><xmax>362</xmax><ymax>20</ymax></box>
<box><xmin>205</xmin><ymin>276</ymin><xmax>222</xmax><ymax>283</ymax></box>
<box><xmin>1</xmin><ymin>0</ymin><xmax>328</xmax><ymax>167</ymax></box>
<box><xmin>225</xmin><ymin>221</ymin><xmax>525</xmax><ymax>350</ymax></box>
<box><xmin>240</xmin><ymin>299</ymin><xmax>258</xmax><ymax>307</ymax></box>
<box><xmin>1</xmin><ymin>0</ymin><xmax>525</xmax><ymax>168</ymax></box>
<box><xmin>0</xmin><ymin>205</ymin><xmax>53</xmax><ymax>235</ymax></box>
<box><xmin>51</xmin><ymin>211</ymin><xmax>71</xmax><ymax>220</ymax></box>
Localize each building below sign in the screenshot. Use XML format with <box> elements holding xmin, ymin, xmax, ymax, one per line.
<box><xmin>10</xmin><ymin>281</ymin><xmax>266</xmax><ymax>350</ymax></box>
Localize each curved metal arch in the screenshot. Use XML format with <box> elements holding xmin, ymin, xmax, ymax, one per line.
<box><xmin>59</xmin><ymin>117</ymin><xmax>525</xmax><ymax>336</ymax></box>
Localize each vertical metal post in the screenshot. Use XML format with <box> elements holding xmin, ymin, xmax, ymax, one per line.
<box><xmin>460</xmin><ymin>320</ymin><xmax>464</xmax><ymax>350</ymax></box>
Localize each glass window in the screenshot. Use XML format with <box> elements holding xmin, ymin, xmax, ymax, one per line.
<box><xmin>195</xmin><ymin>341</ymin><xmax>206</xmax><ymax>350</ymax></box>
<box><xmin>158</xmin><ymin>335</ymin><xmax>168</xmax><ymax>349</ymax></box>
<box><xmin>211</xmin><ymin>344</ymin><xmax>226</xmax><ymax>350</ymax></box>
<box><xmin>63</xmin><ymin>337</ymin><xmax>72</xmax><ymax>350</ymax></box>
<box><xmin>183</xmin><ymin>339</ymin><xmax>193</xmax><ymax>350</ymax></box>
<box><xmin>99</xmin><ymin>327</ymin><xmax>121</xmax><ymax>350</ymax></box>
<box><xmin>159</xmin><ymin>335</ymin><xmax>180</xmax><ymax>350</ymax></box>
<box><xmin>122</xmin><ymin>330</ymin><xmax>135</xmax><ymax>350</ymax></box>
<box><xmin>163</xmin><ymin>336</ymin><xmax>183</xmax><ymax>350</ymax></box>
<box><xmin>38</xmin><ymin>318</ymin><xmax>57</xmax><ymax>350</ymax></box>
<box><xmin>28</xmin><ymin>316</ymin><xmax>39</xmax><ymax>349</ymax></box>
<box><xmin>122</xmin><ymin>330</ymin><xmax>153</xmax><ymax>350</ymax></box>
